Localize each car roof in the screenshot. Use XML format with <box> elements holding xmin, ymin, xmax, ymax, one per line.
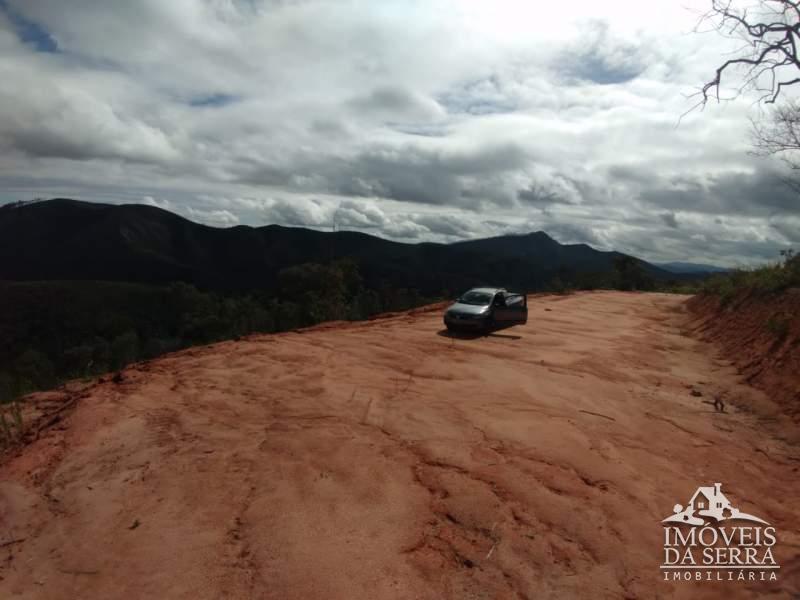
<box><xmin>466</xmin><ymin>287</ymin><xmax>506</xmax><ymax>294</ymax></box>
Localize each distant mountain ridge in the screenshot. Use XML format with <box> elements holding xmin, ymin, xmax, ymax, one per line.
<box><xmin>655</xmin><ymin>262</ymin><xmax>730</xmax><ymax>274</ymax></box>
<box><xmin>0</xmin><ymin>198</ymin><xmax>688</xmax><ymax>293</ymax></box>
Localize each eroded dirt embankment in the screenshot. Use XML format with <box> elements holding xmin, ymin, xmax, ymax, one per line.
<box><xmin>1</xmin><ymin>292</ymin><xmax>798</xmax><ymax>599</ymax></box>
<box><xmin>687</xmin><ymin>289</ymin><xmax>800</xmax><ymax>422</ymax></box>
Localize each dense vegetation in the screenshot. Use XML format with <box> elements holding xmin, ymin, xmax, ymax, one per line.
<box><xmin>699</xmin><ymin>249</ymin><xmax>800</xmax><ymax>304</ymax></box>
<box><xmin>0</xmin><ymin>259</ymin><xmax>437</xmax><ymax>404</ymax></box>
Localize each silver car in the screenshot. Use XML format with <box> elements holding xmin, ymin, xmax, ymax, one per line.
<box><xmin>443</xmin><ymin>287</ymin><xmax>528</xmax><ymax>332</ymax></box>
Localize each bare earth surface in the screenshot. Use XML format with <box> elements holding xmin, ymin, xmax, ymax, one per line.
<box><xmin>1</xmin><ymin>291</ymin><xmax>798</xmax><ymax>599</ymax></box>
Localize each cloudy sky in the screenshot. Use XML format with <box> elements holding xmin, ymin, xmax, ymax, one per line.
<box><xmin>1</xmin><ymin>0</ymin><xmax>799</xmax><ymax>266</ymax></box>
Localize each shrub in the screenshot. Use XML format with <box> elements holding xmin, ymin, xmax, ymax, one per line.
<box><xmin>0</xmin><ymin>372</ymin><xmax>18</xmax><ymax>404</ymax></box>
<box><xmin>701</xmin><ymin>249</ymin><xmax>800</xmax><ymax>299</ymax></box>
<box><xmin>110</xmin><ymin>330</ymin><xmax>140</xmax><ymax>370</ymax></box>
<box><xmin>14</xmin><ymin>349</ymin><xmax>55</xmax><ymax>391</ymax></box>
<box><xmin>61</xmin><ymin>344</ymin><xmax>95</xmax><ymax>378</ymax></box>
<box><xmin>613</xmin><ymin>255</ymin><xmax>656</xmax><ymax>291</ymax></box>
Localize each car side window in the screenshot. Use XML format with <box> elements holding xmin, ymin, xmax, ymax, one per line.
<box><xmin>506</xmin><ymin>294</ymin><xmax>525</xmax><ymax>307</ymax></box>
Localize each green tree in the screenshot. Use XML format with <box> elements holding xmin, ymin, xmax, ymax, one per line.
<box><xmin>14</xmin><ymin>349</ymin><xmax>55</xmax><ymax>391</ymax></box>
<box><xmin>61</xmin><ymin>344</ymin><xmax>94</xmax><ymax>377</ymax></box>
<box><xmin>0</xmin><ymin>371</ymin><xmax>18</xmax><ymax>403</ymax></box>
<box><xmin>613</xmin><ymin>256</ymin><xmax>654</xmax><ymax>291</ymax></box>
<box><xmin>110</xmin><ymin>331</ymin><xmax>139</xmax><ymax>370</ymax></box>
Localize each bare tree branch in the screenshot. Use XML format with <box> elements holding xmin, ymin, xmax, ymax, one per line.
<box><xmin>697</xmin><ymin>1</ymin><xmax>800</xmax><ymax>196</ymax></box>
<box><xmin>751</xmin><ymin>99</ymin><xmax>800</xmax><ymax>164</ymax></box>
<box><xmin>697</xmin><ymin>0</ymin><xmax>800</xmax><ymax>107</ymax></box>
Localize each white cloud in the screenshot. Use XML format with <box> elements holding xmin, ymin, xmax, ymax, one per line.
<box><xmin>184</xmin><ymin>206</ymin><xmax>240</xmax><ymax>227</ymax></box>
<box><xmin>0</xmin><ymin>0</ymin><xmax>796</xmax><ymax>265</ymax></box>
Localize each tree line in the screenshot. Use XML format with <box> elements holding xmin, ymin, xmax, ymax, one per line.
<box><xmin>0</xmin><ymin>259</ymin><xmax>436</xmax><ymax>403</ymax></box>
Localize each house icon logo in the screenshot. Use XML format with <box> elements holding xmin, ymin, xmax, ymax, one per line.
<box><xmin>661</xmin><ymin>483</ymin><xmax>778</xmax><ymax>583</ymax></box>
<box><xmin>662</xmin><ymin>483</ymin><xmax>769</xmax><ymax>526</ymax></box>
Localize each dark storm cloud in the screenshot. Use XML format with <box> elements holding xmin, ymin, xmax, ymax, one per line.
<box><xmin>338</xmin><ymin>143</ymin><xmax>530</xmax><ymax>206</ymax></box>
<box><xmin>4</xmin><ymin>128</ymin><xmax>108</xmax><ymax>161</ymax></box>
<box><xmin>188</xmin><ymin>93</ymin><xmax>240</xmax><ymax>108</ymax></box>
<box><xmin>660</xmin><ymin>212</ymin><xmax>679</xmax><ymax>228</ymax></box>
<box><xmin>234</xmin><ymin>160</ymin><xmax>298</xmax><ymax>188</ymax></box>
<box><xmin>1</xmin><ymin>122</ymin><xmax>174</xmax><ymax>164</ymax></box>
<box><xmin>390</xmin><ymin>124</ymin><xmax>449</xmax><ymax>138</ymax></box>
<box><xmin>639</xmin><ymin>169</ymin><xmax>799</xmax><ymax>217</ymax></box>
<box><xmin>607</xmin><ymin>164</ymin><xmax>654</xmax><ymax>185</ymax></box>
<box><xmin>769</xmin><ymin>218</ymin><xmax>800</xmax><ymax>245</ymax></box>
<box><xmin>570</xmin><ymin>54</ymin><xmax>644</xmax><ymax>86</ymax></box>
<box><xmin>236</xmin><ymin>142</ymin><xmax>530</xmax><ymax>208</ymax></box>
<box><xmin>335</xmin><ymin>151</ymin><xmax>464</xmax><ymax>205</ymax></box>
<box><xmin>347</xmin><ymin>86</ymin><xmax>443</xmax><ymax>121</ymax></box>
<box><xmin>518</xmin><ymin>182</ymin><xmax>577</xmax><ymax>206</ymax></box>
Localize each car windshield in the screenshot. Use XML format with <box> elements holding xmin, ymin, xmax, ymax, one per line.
<box><xmin>458</xmin><ymin>291</ymin><xmax>493</xmax><ymax>306</ymax></box>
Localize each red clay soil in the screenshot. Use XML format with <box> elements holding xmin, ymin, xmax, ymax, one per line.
<box><xmin>1</xmin><ymin>292</ymin><xmax>798</xmax><ymax>599</ymax></box>
<box><xmin>687</xmin><ymin>289</ymin><xmax>800</xmax><ymax>422</ymax></box>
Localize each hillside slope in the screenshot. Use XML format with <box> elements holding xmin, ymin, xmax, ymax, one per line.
<box><xmin>1</xmin><ymin>292</ymin><xmax>798</xmax><ymax>599</ymax></box>
<box><xmin>687</xmin><ymin>289</ymin><xmax>800</xmax><ymax>422</ymax></box>
<box><xmin>0</xmin><ymin>199</ymin><xmax>680</xmax><ymax>293</ymax></box>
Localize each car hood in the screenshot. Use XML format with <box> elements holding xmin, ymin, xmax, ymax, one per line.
<box><xmin>447</xmin><ymin>302</ymin><xmax>489</xmax><ymax>316</ymax></box>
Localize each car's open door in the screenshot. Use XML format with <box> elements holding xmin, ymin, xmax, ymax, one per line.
<box><xmin>493</xmin><ymin>293</ymin><xmax>527</xmax><ymax>324</ymax></box>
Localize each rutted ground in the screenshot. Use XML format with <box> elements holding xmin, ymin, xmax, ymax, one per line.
<box><xmin>1</xmin><ymin>292</ymin><xmax>798</xmax><ymax>599</ymax></box>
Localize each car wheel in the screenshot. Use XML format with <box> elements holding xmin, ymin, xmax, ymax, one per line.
<box><xmin>483</xmin><ymin>316</ymin><xmax>494</xmax><ymax>333</ymax></box>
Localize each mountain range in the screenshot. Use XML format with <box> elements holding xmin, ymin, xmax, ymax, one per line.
<box><xmin>0</xmin><ymin>199</ymin><xmax>698</xmax><ymax>294</ymax></box>
<box><xmin>654</xmin><ymin>261</ymin><xmax>730</xmax><ymax>274</ymax></box>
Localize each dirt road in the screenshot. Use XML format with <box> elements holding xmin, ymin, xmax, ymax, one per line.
<box><xmin>1</xmin><ymin>292</ymin><xmax>798</xmax><ymax>599</ymax></box>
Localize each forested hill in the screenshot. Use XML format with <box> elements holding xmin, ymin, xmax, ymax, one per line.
<box><xmin>0</xmin><ymin>198</ymin><xmax>680</xmax><ymax>294</ymax></box>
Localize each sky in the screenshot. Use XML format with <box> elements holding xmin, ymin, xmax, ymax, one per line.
<box><xmin>0</xmin><ymin>0</ymin><xmax>799</xmax><ymax>266</ymax></box>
